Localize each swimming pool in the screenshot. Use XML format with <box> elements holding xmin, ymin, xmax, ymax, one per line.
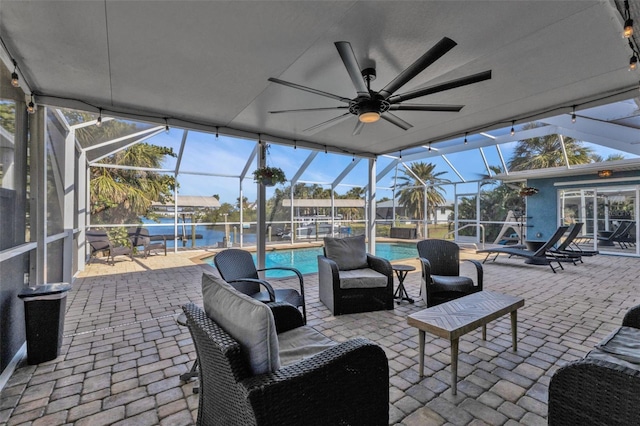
<box><xmin>206</xmin><ymin>242</ymin><xmax>417</xmax><ymax>278</ymax></box>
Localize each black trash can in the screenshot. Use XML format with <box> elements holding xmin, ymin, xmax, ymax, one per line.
<box><xmin>18</xmin><ymin>283</ymin><xmax>72</xmax><ymax>364</ymax></box>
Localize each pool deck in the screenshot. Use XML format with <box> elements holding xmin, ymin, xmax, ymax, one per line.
<box><xmin>2</xmin><ymin>247</ymin><xmax>639</xmax><ymax>425</ymax></box>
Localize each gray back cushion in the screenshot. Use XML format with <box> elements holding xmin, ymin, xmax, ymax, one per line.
<box><xmin>323</xmin><ymin>235</ymin><xmax>368</xmax><ymax>270</ymax></box>
<box><xmin>202</xmin><ymin>272</ymin><xmax>280</xmax><ymax>375</ymax></box>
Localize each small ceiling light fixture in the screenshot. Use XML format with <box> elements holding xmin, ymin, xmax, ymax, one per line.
<box><xmin>630</xmin><ymin>55</ymin><xmax>638</xmax><ymax>71</ymax></box>
<box><xmin>164</xmin><ymin>118</ymin><xmax>170</xmax><ymax>133</ymax></box>
<box><xmin>399</xmin><ymin>150</ymin><xmax>402</xmax><ymax>159</ymax></box>
<box><xmin>625</xmin><ymin>18</ymin><xmax>634</xmax><ymax>38</ymax></box>
<box><xmin>571</xmin><ymin>105</ymin><xmax>577</xmax><ymax>123</ymax></box>
<box><xmin>10</xmin><ymin>60</ymin><xmax>19</xmax><ymax>87</ymax></box>
<box><xmin>27</xmin><ymin>95</ymin><xmax>35</xmax><ymax>114</ymax></box>
<box><xmin>428</xmin><ymin>143</ymin><xmax>432</xmax><ymax>152</ymax></box>
<box><xmin>598</xmin><ymin>169</ymin><xmax>613</xmax><ymax>178</ymax></box>
<box><xmin>624</xmin><ymin>0</ymin><xmax>634</xmax><ymax>38</ymax></box>
<box><xmin>215</xmin><ymin>127</ymin><xmax>219</xmax><ymax>138</ymax></box>
<box><xmin>510</xmin><ymin>121</ymin><xmax>515</xmax><ymax>136</ymax></box>
<box><xmin>96</xmin><ymin>108</ymin><xmax>103</xmax><ymax>127</ymax></box>
<box><xmin>464</xmin><ymin>132</ymin><xmax>468</xmax><ymax>145</ymax></box>
<box><xmin>358</xmin><ymin>102</ymin><xmax>381</xmax><ymax>123</ymax></box>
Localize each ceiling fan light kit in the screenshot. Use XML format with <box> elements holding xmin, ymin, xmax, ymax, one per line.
<box><xmin>268</xmin><ymin>36</ymin><xmax>492</xmax><ymax>135</ymax></box>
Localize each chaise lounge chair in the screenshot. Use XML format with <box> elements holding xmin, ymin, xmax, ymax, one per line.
<box><xmin>477</xmin><ymin>226</ymin><xmax>570</xmax><ymax>273</ymax></box>
<box><xmin>547</xmin><ymin>222</ymin><xmax>598</xmax><ymax>260</ymax></box>
<box><xmin>612</xmin><ymin>221</ymin><xmax>636</xmax><ymax>249</ymax></box>
<box><xmin>597</xmin><ymin>221</ymin><xmax>633</xmax><ymax>247</ymax></box>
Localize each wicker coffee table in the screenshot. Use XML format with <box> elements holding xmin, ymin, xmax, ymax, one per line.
<box><xmin>407</xmin><ymin>291</ymin><xmax>525</xmax><ymax>395</ymax></box>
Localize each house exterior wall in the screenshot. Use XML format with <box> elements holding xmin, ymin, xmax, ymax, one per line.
<box><xmin>526</xmin><ymin>171</ymin><xmax>640</xmax><ymax>242</ymax></box>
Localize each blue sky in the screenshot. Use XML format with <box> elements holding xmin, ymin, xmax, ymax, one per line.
<box><xmin>147</xmin><ymin>126</ymin><xmax>635</xmax><ymax>205</ymax></box>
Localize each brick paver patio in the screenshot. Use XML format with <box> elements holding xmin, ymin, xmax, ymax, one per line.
<box><xmin>1</xmin><ymin>248</ymin><xmax>639</xmax><ymax>425</ymax></box>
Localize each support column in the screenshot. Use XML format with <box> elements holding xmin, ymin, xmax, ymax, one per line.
<box><xmin>256</xmin><ymin>141</ymin><xmax>267</xmax><ymax>271</ymax></box>
<box><xmin>62</xmin><ymin>121</ymin><xmax>75</xmax><ymax>283</ymax></box>
<box><xmin>367</xmin><ymin>158</ymin><xmax>376</xmax><ymax>255</ymax></box>
<box><xmin>77</xmin><ymin>147</ymin><xmax>87</xmax><ymax>271</ymax></box>
<box><xmin>31</xmin><ymin>106</ymin><xmax>46</xmax><ymax>284</ymax></box>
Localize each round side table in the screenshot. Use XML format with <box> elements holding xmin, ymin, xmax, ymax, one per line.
<box><xmin>392</xmin><ymin>264</ymin><xmax>416</xmax><ymax>304</ymax></box>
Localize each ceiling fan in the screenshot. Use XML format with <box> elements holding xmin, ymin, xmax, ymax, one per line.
<box><xmin>268</xmin><ymin>37</ymin><xmax>492</xmax><ymax>135</ymax></box>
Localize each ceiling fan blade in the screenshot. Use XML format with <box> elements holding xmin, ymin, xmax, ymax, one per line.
<box><xmin>381</xmin><ymin>112</ymin><xmax>413</xmax><ymax>131</ymax></box>
<box><xmin>303</xmin><ymin>112</ymin><xmax>352</xmax><ymax>134</ymax></box>
<box><xmin>270</xmin><ymin>106</ymin><xmax>348</xmax><ymax>114</ymax></box>
<box><xmin>379</xmin><ymin>37</ymin><xmax>457</xmax><ymax>99</ymax></box>
<box><xmin>389</xmin><ymin>104</ymin><xmax>464</xmax><ymax>112</ymax></box>
<box><xmin>388</xmin><ymin>70</ymin><xmax>492</xmax><ymax>104</ymax></box>
<box><xmin>268</xmin><ymin>77</ymin><xmax>351</xmax><ymax>103</ymax></box>
<box><xmin>334</xmin><ymin>41</ymin><xmax>370</xmax><ymax>98</ymax></box>
<box><xmin>352</xmin><ymin>120</ymin><xmax>365</xmax><ymax>136</ymax></box>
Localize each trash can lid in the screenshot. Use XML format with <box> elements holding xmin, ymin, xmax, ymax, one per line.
<box><xmin>18</xmin><ymin>283</ymin><xmax>72</xmax><ymax>298</ymax></box>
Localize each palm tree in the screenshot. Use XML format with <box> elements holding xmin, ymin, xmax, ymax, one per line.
<box><xmin>69</xmin><ymin>111</ymin><xmax>177</xmax><ymax>224</ymax></box>
<box><xmin>90</xmin><ymin>142</ymin><xmax>176</xmax><ymax>224</ymax></box>
<box><xmin>508</xmin><ymin>123</ymin><xmax>593</xmax><ymax>171</ymax></box>
<box><xmin>338</xmin><ymin>187</ymin><xmax>365</xmax><ymax>221</ymax></box>
<box><xmin>590</xmin><ymin>153</ymin><xmax>626</xmax><ymax>162</ymax></box>
<box><xmin>395</xmin><ymin>162</ymin><xmax>450</xmax><ymax>223</ymax></box>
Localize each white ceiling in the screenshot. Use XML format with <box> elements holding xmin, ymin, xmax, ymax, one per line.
<box><xmin>2</xmin><ymin>1</ymin><xmax>639</xmax><ymax>158</ymax></box>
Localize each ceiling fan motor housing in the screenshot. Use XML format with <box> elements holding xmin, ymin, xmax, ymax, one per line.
<box><xmin>349</xmin><ymin>96</ymin><xmax>390</xmax><ymax>116</ymax></box>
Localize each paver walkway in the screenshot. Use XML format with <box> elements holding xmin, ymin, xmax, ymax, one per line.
<box><xmin>1</xmin><ymin>248</ymin><xmax>639</xmax><ymax>425</ymax></box>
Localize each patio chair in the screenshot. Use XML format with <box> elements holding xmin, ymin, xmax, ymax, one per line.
<box><xmin>318</xmin><ymin>235</ymin><xmax>394</xmax><ymax>315</ymax></box>
<box><xmin>612</xmin><ymin>221</ymin><xmax>636</xmax><ymax>249</ymax></box>
<box><xmin>86</xmin><ymin>229</ymin><xmax>133</xmax><ymax>265</ymax></box>
<box><xmin>548</xmin><ymin>223</ymin><xmax>598</xmax><ymax>259</ymax></box>
<box><xmin>213</xmin><ymin>248</ymin><xmax>306</xmax><ymax>324</ymax></box>
<box><xmin>417</xmin><ymin>239</ymin><xmax>483</xmax><ymax>307</ymax></box>
<box><xmin>182</xmin><ymin>273</ymin><xmax>389</xmax><ymax>425</ymax></box>
<box><xmin>597</xmin><ymin>221</ymin><xmax>633</xmax><ymax>247</ymax></box>
<box><xmin>86</xmin><ymin>230</ymin><xmax>110</xmax><ymax>263</ymax></box>
<box><xmin>548</xmin><ymin>304</ymin><xmax>640</xmax><ymax>425</ymax></box>
<box><xmin>476</xmin><ymin>225</ymin><xmax>570</xmax><ymax>273</ymax></box>
<box><xmin>128</xmin><ymin>227</ymin><xmax>167</xmax><ymax>258</ymax></box>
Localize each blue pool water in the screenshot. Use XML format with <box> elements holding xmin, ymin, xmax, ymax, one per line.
<box><xmin>206</xmin><ymin>242</ymin><xmax>417</xmax><ymax>278</ymax></box>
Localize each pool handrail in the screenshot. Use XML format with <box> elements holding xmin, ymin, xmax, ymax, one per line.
<box><xmin>442</xmin><ymin>224</ymin><xmax>485</xmax><ymax>250</ymax></box>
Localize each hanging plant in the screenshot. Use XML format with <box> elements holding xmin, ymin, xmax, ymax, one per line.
<box><xmin>519</xmin><ymin>187</ymin><xmax>539</xmax><ymax>197</ymax></box>
<box><xmin>252</xmin><ymin>165</ymin><xmax>287</xmax><ymax>186</ymax></box>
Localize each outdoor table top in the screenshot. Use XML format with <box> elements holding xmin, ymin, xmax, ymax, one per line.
<box><xmin>392</xmin><ymin>264</ymin><xmax>416</xmax><ymax>272</ymax></box>
<box><xmin>407</xmin><ymin>290</ymin><xmax>525</xmax><ymax>341</ymax></box>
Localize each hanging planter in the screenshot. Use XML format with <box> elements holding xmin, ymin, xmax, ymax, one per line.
<box><xmin>252</xmin><ymin>166</ymin><xmax>286</xmax><ymax>187</ymax></box>
<box><xmin>519</xmin><ymin>187</ymin><xmax>539</xmax><ymax>197</ymax></box>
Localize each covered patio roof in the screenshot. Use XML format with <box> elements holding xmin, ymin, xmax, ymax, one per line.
<box><xmin>2</xmin><ymin>1</ymin><xmax>640</xmax><ymax>159</ymax></box>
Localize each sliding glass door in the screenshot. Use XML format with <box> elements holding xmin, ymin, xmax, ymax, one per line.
<box><xmin>559</xmin><ymin>186</ymin><xmax>638</xmax><ymax>256</ymax></box>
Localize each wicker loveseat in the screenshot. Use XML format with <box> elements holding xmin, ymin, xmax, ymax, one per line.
<box><xmin>548</xmin><ymin>304</ymin><xmax>640</xmax><ymax>425</ymax></box>
<box><xmin>182</xmin><ymin>273</ymin><xmax>389</xmax><ymax>425</ymax></box>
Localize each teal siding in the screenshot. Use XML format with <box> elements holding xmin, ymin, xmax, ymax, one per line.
<box><xmin>524</xmin><ymin>170</ymin><xmax>640</xmax><ymax>242</ymax></box>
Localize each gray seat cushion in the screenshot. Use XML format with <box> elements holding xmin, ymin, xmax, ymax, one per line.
<box><xmin>339</xmin><ymin>268</ymin><xmax>389</xmax><ymax>289</ymax></box>
<box><xmin>324</xmin><ymin>235</ymin><xmax>368</xmax><ymax>271</ymax></box>
<box><xmin>592</xmin><ymin>326</ymin><xmax>640</xmax><ymax>365</ymax></box>
<box><xmin>278</xmin><ymin>326</ymin><xmax>337</xmax><ymax>367</ymax></box>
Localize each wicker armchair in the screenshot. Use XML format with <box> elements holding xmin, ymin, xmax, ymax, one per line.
<box><xmin>417</xmin><ymin>239</ymin><xmax>483</xmax><ymax>307</ymax></box>
<box><xmin>182</xmin><ymin>302</ymin><xmax>389</xmax><ymax>425</ymax></box>
<box><xmin>548</xmin><ymin>304</ymin><xmax>640</xmax><ymax>425</ymax></box>
<box><xmin>214</xmin><ymin>248</ymin><xmax>306</xmax><ymax>323</ymax></box>
<box><xmin>318</xmin><ymin>235</ymin><xmax>394</xmax><ymax>315</ymax></box>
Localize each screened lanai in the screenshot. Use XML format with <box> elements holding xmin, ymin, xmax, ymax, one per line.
<box><xmin>37</xmin><ymin>93</ymin><xmax>640</xmax><ymax>275</ymax></box>
<box><xmin>4</xmin><ymin>0</ymin><xmax>640</xmax><ymax>412</ymax></box>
